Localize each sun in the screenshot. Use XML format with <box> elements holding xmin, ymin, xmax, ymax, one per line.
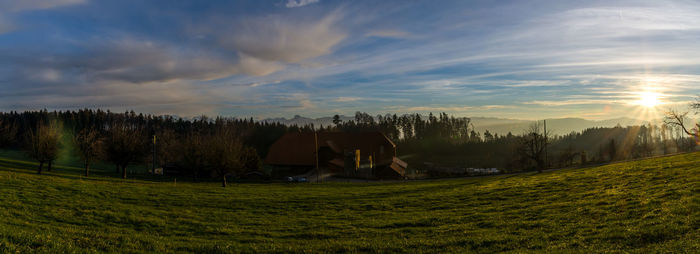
<box><xmin>637</xmin><ymin>91</ymin><xmax>661</xmax><ymax>108</ymax></box>
<box><xmin>627</xmin><ymin>84</ymin><xmax>666</xmax><ymax>120</ymax></box>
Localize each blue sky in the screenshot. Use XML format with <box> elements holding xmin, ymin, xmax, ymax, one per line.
<box><xmin>1</xmin><ymin>0</ymin><xmax>700</xmax><ymax>120</ymax></box>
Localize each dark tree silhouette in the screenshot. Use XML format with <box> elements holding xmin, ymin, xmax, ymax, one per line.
<box><xmin>104</xmin><ymin>123</ymin><xmax>146</xmax><ymax>179</ymax></box>
<box><xmin>664</xmin><ymin>97</ymin><xmax>700</xmax><ymax>138</ymax></box>
<box><xmin>332</xmin><ymin>114</ymin><xmax>342</xmax><ymax>126</ymax></box>
<box><xmin>0</xmin><ymin>118</ymin><xmax>18</xmax><ymax>148</ymax></box>
<box><xmin>74</xmin><ymin>128</ymin><xmax>101</xmax><ymax>176</ymax></box>
<box><xmin>206</xmin><ymin>128</ymin><xmax>244</xmax><ymax>187</ymax></box>
<box><xmin>181</xmin><ymin>131</ymin><xmax>207</xmax><ymax>180</ymax></box>
<box><xmin>155</xmin><ymin>129</ymin><xmax>180</xmax><ymax>168</ymax></box>
<box><xmin>518</xmin><ymin>122</ymin><xmax>548</xmax><ymax>173</ymax></box>
<box><xmin>26</xmin><ymin>122</ymin><xmax>61</xmax><ymax>174</ymax></box>
<box><xmin>241</xmin><ymin>147</ymin><xmax>262</xmax><ymax>172</ymax></box>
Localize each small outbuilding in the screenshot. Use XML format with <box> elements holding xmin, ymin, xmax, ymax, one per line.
<box><xmin>265</xmin><ymin>131</ymin><xmax>407</xmax><ymax>179</ymax></box>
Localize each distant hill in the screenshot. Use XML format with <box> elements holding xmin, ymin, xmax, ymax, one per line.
<box><xmin>471</xmin><ymin>117</ymin><xmax>651</xmax><ymax>136</ymax></box>
<box><xmin>262</xmin><ymin>115</ymin><xmax>354</xmax><ymax>128</ymax></box>
<box><xmin>262</xmin><ymin>115</ymin><xmax>653</xmax><ymax>135</ymax></box>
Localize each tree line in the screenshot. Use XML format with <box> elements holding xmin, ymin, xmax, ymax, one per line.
<box><xmin>0</xmin><ymin>100</ymin><xmax>698</xmax><ymax>181</ymax></box>
<box><xmin>321</xmin><ymin>107</ymin><xmax>699</xmax><ymax>172</ymax></box>
<box><xmin>0</xmin><ymin>109</ymin><xmax>300</xmax><ymax>186</ymax></box>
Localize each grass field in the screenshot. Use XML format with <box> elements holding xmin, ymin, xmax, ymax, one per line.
<box><xmin>0</xmin><ymin>151</ymin><xmax>698</xmax><ymax>253</ymax></box>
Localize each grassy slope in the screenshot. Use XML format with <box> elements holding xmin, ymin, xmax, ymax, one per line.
<box><xmin>0</xmin><ymin>152</ymin><xmax>698</xmax><ymax>253</ymax></box>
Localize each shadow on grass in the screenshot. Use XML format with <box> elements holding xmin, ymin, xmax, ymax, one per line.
<box><xmin>0</xmin><ymin>157</ymin><xmax>177</xmax><ymax>183</ymax></box>
<box><xmin>0</xmin><ymin>155</ymin><xmax>278</xmax><ymax>185</ymax></box>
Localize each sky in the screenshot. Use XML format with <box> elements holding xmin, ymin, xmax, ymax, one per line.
<box><xmin>1</xmin><ymin>0</ymin><xmax>700</xmax><ymax>120</ymax></box>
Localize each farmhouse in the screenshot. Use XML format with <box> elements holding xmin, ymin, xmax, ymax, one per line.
<box><xmin>265</xmin><ymin>131</ymin><xmax>407</xmax><ymax>179</ymax></box>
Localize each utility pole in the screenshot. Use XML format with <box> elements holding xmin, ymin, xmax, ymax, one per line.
<box><xmin>543</xmin><ymin>120</ymin><xmax>548</xmax><ymax>170</ymax></box>
<box><xmin>315</xmin><ymin>132</ymin><xmax>319</xmax><ymax>183</ymax></box>
<box><xmin>152</xmin><ymin>135</ymin><xmax>157</xmax><ymax>173</ymax></box>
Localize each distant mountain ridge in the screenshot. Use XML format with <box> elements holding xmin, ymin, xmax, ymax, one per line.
<box><xmin>262</xmin><ymin>115</ymin><xmax>354</xmax><ymax>128</ymax></box>
<box><xmin>472</xmin><ymin>117</ymin><xmax>651</xmax><ymax>136</ymax></box>
<box><xmin>262</xmin><ymin>115</ymin><xmax>655</xmax><ymax>135</ymax></box>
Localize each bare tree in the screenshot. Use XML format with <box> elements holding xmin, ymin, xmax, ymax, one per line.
<box><xmin>207</xmin><ymin>127</ymin><xmax>244</xmax><ymax>187</ymax></box>
<box><xmin>103</xmin><ymin>123</ymin><xmax>146</xmax><ymax>179</ymax></box>
<box><xmin>664</xmin><ymin>97</ymin><xmax>700</xmax><ymax>138</ymax></box>
<box><xmin>26</xmin><ymin>122</ymin><xmax>61</xmax><ymax>174</ymax></box>
<box><xmin>74</xmin><ymin>128</ymin><xmax>101</xmax><ymax>176</ymax></box>
<box><xmin>518</xmin><ymin>122</ymin><xmax>548</xmax><ymax>172</ymax></box>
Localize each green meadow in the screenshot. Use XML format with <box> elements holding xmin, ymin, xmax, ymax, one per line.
<box><xmin>0</xmin><ymin>151</ymin><xmax>697</xmax><ymax>253</ymax></box>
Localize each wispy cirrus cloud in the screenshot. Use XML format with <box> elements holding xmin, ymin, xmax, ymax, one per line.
<box><xmin>334</xmin><ymin>97</ymin><xmax>361</xmax><ymax>102</ymax></box>
<box><xmin>219</xmin><ymin>12</ymin><xmax>345</xmax><ymax>63</ymax></box>
<box><xmin>386</xmin><ymin>105</ymin><xmax>513</xmax><ymax>114</ymax></box>
<box><xmin>365</xmin><ymin>29</ymin><xmax>410</xmax><ymax>38</ymax></box>
<box><xmin>0</xmin><ymin>0</ymin><xmax>85</xmax><ymax>12</ymax></box>
<box><xmin>0</xmin><ymin>0</ymin><xmax>86</xmax><ymax>34</ymax></box>
<box><xmin>285</xmin><ymin>0</ymin><xmax>319</xmax><ymax>8</ymax></box>
<box><xmin>0</xmin><ymin>6</ymin><xmax>349</xmax><ymax>116</ymax></box>
<box><xmin>524</xmin><ymin>100</ymin><xmax>621</xmax><ymax>107</ymax></box>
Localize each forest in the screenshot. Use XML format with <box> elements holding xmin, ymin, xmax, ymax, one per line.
<box><xmin>0</xmin><ymin>106</ymin><xmax>698</xmax><ymax>183</ymax></box>
<box><xmin>329</xmin><ymin>112</ymin><xmax>698</xmax><ymax>172</ymax></box>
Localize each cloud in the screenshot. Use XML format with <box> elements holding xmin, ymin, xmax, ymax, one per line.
<box><xmin>0</xmin><ymin>36</ymin><xmax>284</xmax><ymax>116</ymax></box>
<box><xmin>174</xmin><ymin>10</ymin><xmax>347</xmax><ymax>82</ymax></box>
<box><xmin>0</xmin><ymin>16</ymin><xmax>14</xmax><ymax>34</ymax></box>
<box><xmin>334</xmin><ymin>97</ymin><xmax>361</xmax><ymax>102</ymax></box>
<box><xmin>524</xmin><ymin>99</ymin><xmax>620</xmax><ymax>106</ymax></box>
<box><xmin>86</xmin><ymin>41</ymin><xmax>233</xmax><ymax>83</ymax></box>
<box><xmin>1</xmin><ymin>34</ymin><xmax>304</xmax><ymax>87</ymax></box>
<box><xmin>230</xmin><ymin>80</ymin><xmax>282</xmax><ymax>88</ymax></box>
<box><xmin>299</xmin><ymin>99</ymin><xmax>315</xmax><ymax>109</ymax></box>
<box><xmin>218</xmin><ymin>12</ymin><xmax>346</xmax><ymax>63</ymax></box>
<box><xmin>554</xmin><ymin>7</ymin><xmax>700</xmax><ymax>32</ymax></box>
<box><xmin>385</xmin><ymin>105</ymin><xmax>512</xmax><ymax>113</ymax></box>
<box><xmin>0</xmin><ymin>0</ymin><xmax>86</xmax><ymax>35</ymax></box>
<box><xmin>285</xmin><ymin>0</ymin><xmax>319</xmax><ymax>8</ymax></box>
<box><xmin>0</xmin><ymin>79</ymin><xmax>220</xmax><ymax>117</ymax></box>
<box><xmin>0</xmin><ymin>5</ymin><xmax>353</xmax><ymax>116</ymax></box>
<box><xmin>233</xmin><ymin>54</ymin><xmax>285</xmax><ymax>77</ymax></box>
<box><xmin>365</xmin><ymin>29</ymin><xmax>410</xmax><ymax>38</ymax></box>
<box><xmin>329</xmin><ymin>96</ymin><xmax>410</xmax><ymax>103</ymax></box>
<box><xmin>2</xmin><ymin>5</ymin><xmax>348</xmax><ymax>83</ymax></box>
<box><xmin>34</xmin><ymin>69</ymin><xmax>62</xmax><ymax>82</ymax></box>
<box><xmin>0</xmin><ymin>0</ymin><xmax>85</xmax><ymax>12</ymax></box>
<box><xmin>75</xmin><ymin>39</ymin><xmax>242</xmax><ymax>83</ymax></box>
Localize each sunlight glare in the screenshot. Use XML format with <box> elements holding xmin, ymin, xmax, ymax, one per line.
<box><xmin>637</xmin><ymin>91</ymin><xmax>661</xmax><ymax>108</ymax></box>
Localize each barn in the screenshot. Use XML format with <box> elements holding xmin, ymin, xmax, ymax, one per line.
<box><xmin>265</xmin><ymin>131</ymin><xmax>407</xmax><ymax>179</ymax></box>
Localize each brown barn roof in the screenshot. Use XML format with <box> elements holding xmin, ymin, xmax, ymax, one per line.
<box><xmin>264</xmin><ymin>131</ymin><xmax>396</xmax><ymax>166</ymax></box>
